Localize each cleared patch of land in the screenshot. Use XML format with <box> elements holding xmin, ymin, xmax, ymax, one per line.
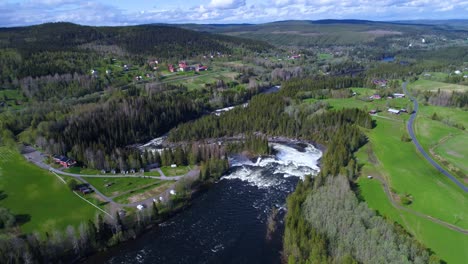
<box><xmin>85</xmin><ymin>177</ymin><xmax>161</xmax><ymax>197</ymax></box>
<box><xmin>160</xmin><ymin>165</ymin><xmax>191</xmax><ymax>177</ymax></box>
<box><xmin>410</xmin><ymin>79</ymin><xmax>468</xmax><ymax>92</ymax></box>
<box><xmin>113</xmin><ymin>181</ymin><xmax>175</xmax><ymax>204</ymax></box>
<box><xmin>0</xmin><ymin>147</ymin><xmax>99</xmax><ymax>233</ymax></box>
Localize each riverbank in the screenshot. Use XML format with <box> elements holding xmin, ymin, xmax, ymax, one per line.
<box><xmin>84</xmin><ymin>141</ymin><xmax>322</xmax><ymax>263</ymax></box>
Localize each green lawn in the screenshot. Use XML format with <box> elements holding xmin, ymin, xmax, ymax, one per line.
<box><xmin>318</xmin><ymin>53</ymin><xmax>332</xmax><ymax>60</ymax></box>
<box><xmin>354</xmin><ymin>118</ymin><xmax>468</xmax><ymax>263</ymax></box>
<box><xmin>0</xmin><ymin>147</ymin><xmax>100</xmax><ymax>234</ymax></box>
<box><xmin>64</xmin><ymin>167</ymin><xmax>101</xmax><ymax>175</ymax></box>
<box><xmin>84</xmin><ymin>176</ymin><xmax>161</xmax><ymax>197</ymax></box>
<box><xmin>160</xmin><ymin>165</ymin><xmax>191</xmax><ymax>177</ymax></box>
<box><xmin>143</xmin><ymin>170</ymin><xmax>161</xmax><ymax>177</ymax></box>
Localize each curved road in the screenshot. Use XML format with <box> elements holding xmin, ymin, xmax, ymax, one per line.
<box><xmin>403</xmin><ymin>82</ymin><xmax>468</xmax><ymax>193</ymax></box>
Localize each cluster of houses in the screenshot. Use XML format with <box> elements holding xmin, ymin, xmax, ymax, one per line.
<box><xmin>52</xmin><ymin>155</ymin><xmax>77</xmax><ymax>168</ymax></box>
<box><xmin>168</xmin><ymin>61</ymin><xmax>208</xmax><ymax>73</ymax></box>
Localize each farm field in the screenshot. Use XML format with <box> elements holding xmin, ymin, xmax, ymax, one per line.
<box><xmin>84</xmin><ymin>177</ymin><xmax>161</xmax><ymax>197</ymax></box>
<box><xmin>0</xmin><ymin>147</ymin><xmax>100</xmax><ymax>234</ymax></box>
<box><xmin>355</xmin><ymin>118</ymin><xmax>468</xmax><ymax>263</ymax></box>
<box><xmin>409</xmin><ymin>79</ymin><xmax>468</xmax><ymax>92</ymax></box>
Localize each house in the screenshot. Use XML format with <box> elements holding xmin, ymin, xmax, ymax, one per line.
<box><xmin>130</xmin><ymin>169</ymin><xmax>135</xmax><ymax>174</ymax></box>
<box><xmin>78</xmin><ymin>187</ymin><xmax>92</xmax><ymax>195</ymax></box>
<box><xmin>369</xmin><ymin>110</ymin><xmax>377</xmax><ymax>115</ymax></box>
<box><xmin>393</xmin><ymin>93</ymin><xmax>405</xmax><ymax>98</ymax></box>
<box><xmin>454</xmin><ymin>70</ymin><xmax>461</xmax><ymax>75</ymax></box>
<box><xmin>388</xmin><ymin>108</ymin><xmax>400</xmax><ymax>114</ymax></box>
<box><xmin>400</xmin><ymin>108</ymin><xmax>408</xmax><ymax>113</ymax></box>
<box><xmin>369</xmin><ymin>94</ymin><xmax>381</xmax><ymax>100</ymax></box>
<box><xmin>135</xmin><ymin>76</ymin><xmax>143</xmax><ymax>81</ymax></box>
<box><xmin>111</xmin><ymin>169</ymin><xmax>117</xmax><ymax>174</ymax></box>
<box><xmin>140</xmin><ymin>168</ymin><xmax>145</xmax><ymax>173</ymax></box>
<box><xmin>171</xmin><ymin>164</ymin><xmax>177</xmax><ymax>168</ymax></box>
<box><xmin>367</xmin><ymin>175</ymin><xmax>373</xmax><ymax>179</ymax></box>
<box><xmin>168</xmin><ymin>64</ymin><xmax>175</xmax><ymax>73</ymax></box>
<box><xmin>196</xmin><ymin>64</ymin><xmax>208</xmax><ymax>72</ymax></box>
<box><xmin>179</xmin><ymin>61</ymin><xmax>189</xmax><ymax>71</ymax></box>
<box><xmin>52</xmin><ymin>155</ymin><xmax>76</xmax><ymax>168</ymax></box>
<box><xmin>291</xmin><ymin>54</ymin><xmax>301</xmax><ymax>59</ymax></box>
<box><xmin>100</xmin><ymin>169</ymin><xmax>106</xmax><ymax>174</ymax></box>
<box><xmin>169</xmin><ymin>190</ymin><xmax>176</xmax><ymax>195</ymax></box>
<box><xmin>136</xmin><ymin>204</ymin><xmax>145</xmax><ymax>211</ymax></box>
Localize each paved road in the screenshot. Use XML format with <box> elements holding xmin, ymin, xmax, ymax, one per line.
<box><xmin>403</xmin><ymin>82</ymin><xmax>468</xmax><ymax>193</ymax></box>
<box><xmin>23</xmin><ymin>148</ymin><xmax>200</xmax><ymax>209</ymax></box>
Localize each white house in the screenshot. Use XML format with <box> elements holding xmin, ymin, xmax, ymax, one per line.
<box><xmin>454</xmin><ymin>70</ymin><xmax>461</xmax><ymax>75</ymax></box>
<box><xmin>169</xmin><ymin>190</ymin><xmax>176</xmax><ymax>195</ymax></box>
<box><xmin>393</xmin><ymin>93</ymin><xmax>405</xmax><ymax>98</ymax></box>
<box><xmin>388</xmin><ymin>108</ymin><xmax>400</xmax><ymax>114</ymax></box>
<box><xmin>136</xmin><ymin>204</ymin><xmax>144</xmax><ymax>210</ymax></box>
<box><xmin>171</xmin><ymin>164</ymin><xmax>177</xmax><ymax>168</ymax></box>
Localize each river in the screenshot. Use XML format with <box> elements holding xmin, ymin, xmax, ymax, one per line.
<box><xmin>87</xmin><ymin>142</ymin><xmax>321</xmax><ymax>264</ymax></box>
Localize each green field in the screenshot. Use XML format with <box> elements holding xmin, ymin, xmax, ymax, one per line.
<box><xmin>0</xmin><ymin>89</ymin><xmax>27</xmax><ymax>110</ymax></box>
<box><xmin>64</xmin><ymin>167</ymin><xmax>101</xmax><ymax>175</ymax></box>
<box><xmin>410</xmin><ymin>79</ymin><xmax>468</xmax><ymax>92</ymax></box>
<box><xmin>84</xmin><ymin>176</ymin><xmax>161</xmax><ymax>197</ymax></box>
<box><xmin>354</xmin><ymin>118</ymin><xmax>468</xmax><ymax>263</ymax></box>
<box><xmin>318</xmin><ymin>53</ymin><xmax>332</xmax><ymax>60</ymax></box>
<box><xmin>160</xmin><ymin>165</ymin><xmax>191</xmax><ymax>177</ymax></box>
<box><xmin>0</xmin><ymin>147</ymin><xmax>100</xmax><ymax>233</ymax></box>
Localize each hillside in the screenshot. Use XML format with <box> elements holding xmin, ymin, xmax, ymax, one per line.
<box><xmin>0</xmin><ymin>22</ymin><xmax>272</xmax><ymax>78</ymax></box>
<box><xmin>179</xmin><ymin>19</ymin><xmax>468</xmax><ymax>47</ymax></box>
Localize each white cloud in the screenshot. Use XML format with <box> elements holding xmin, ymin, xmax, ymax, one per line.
<box><xmin>208</xmin><ymin>0</ymin><xmax>246</xmax><ymax>9</ymax></box>
<box><xmin>0</xmin><ymin>0</ymin><xmax>467</xmax><ymax>27</ymax></box>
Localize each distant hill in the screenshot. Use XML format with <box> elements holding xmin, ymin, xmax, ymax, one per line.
<box><xmin>178</xmin><ymin>19</ymin><xmax>468</xmax><ymax>47</ymax></box>
<box><xmin>0</xmin><ymin>22</ymin><xmax>272</xmax><ymax>57</ymax></box>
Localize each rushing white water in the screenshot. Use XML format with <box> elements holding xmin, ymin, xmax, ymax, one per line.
<box><xmin>223</xmin><ymin>143</ymin><xmax>322</xmax><ymax>188</ymax></box>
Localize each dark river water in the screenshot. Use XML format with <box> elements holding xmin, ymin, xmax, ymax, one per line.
<box><xmin>87</xmin><ymin>143</ymin><xmax>321</xmax><ymax>264</ymax></box>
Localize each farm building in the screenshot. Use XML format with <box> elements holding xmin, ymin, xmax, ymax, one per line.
<box><xmin>388</xmin><ymin>108</ymin><xmax>400</xmax><ymax>114</ymax></box>
<box><xmin>369</xmin><ymin>110</ymin><xmax>377</xmax><ymax>115</ymax></box>
<box><xmin>369</xmin><ymin>94</ymin><xmax>381</xmax><ymax>100</ymax></box>
<box><xmin>393</xmin><ymin>93</ymin><xmax>405</xmax><ymax>98</ymax></box>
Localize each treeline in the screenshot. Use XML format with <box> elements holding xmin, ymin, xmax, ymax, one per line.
<box><xmin>415</xmin><ymin>89</ymin><xmax>468</xmax><ymax>108</ymax></box>
<box><xmin>279</xmin><ymin>76</ymin><xmax>365</xmax><ymax>98</ymax></box>
<box><xmin>169</xmin><ymin>93</ymin><xmax>372</xmax><ymax>148</ymax></box>
<box><xmin>283</xmin><ymin>175</ymin><xmax>438</xmax><ymax>264</ymax></box>
<box><xmin>225</xmin><ymin>134</ymin><xmax>271</xmax><ymax>156</ymax></box>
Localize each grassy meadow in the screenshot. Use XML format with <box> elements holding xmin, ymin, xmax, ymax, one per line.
<box><xmin>84</xmin><ymin>177</ymin><xmax>161</xmax><ymax>197</ymax></box>
<box><xmin>0</xmin><ymin>147</ymin><xmax>100</xmax><ymax>234</ymax></box>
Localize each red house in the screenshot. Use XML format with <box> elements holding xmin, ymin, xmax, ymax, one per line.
<box><xmin>53</xmin><ymin>155</ymin><xmax>77</xmax><ymax>168</ymax></box>
<box><xmin>168</xmin><ymin>64</ymin><xmax>175</xmax><ymax>73</ymax></box>
<box><xmin>179</xmin><ymin>61</ymin><xmax>189</xmax><ymax>71</ymax></box>
<box><xmin>196</xmin><ymin>64</ymin><xmax>208</xmax><ymax>72</ymax></box>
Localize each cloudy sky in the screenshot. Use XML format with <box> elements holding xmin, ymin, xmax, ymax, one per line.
<box><xmin>1</xmin><ymin>0</ymin><xmax>467</xmax><ymax>27</ymax></box>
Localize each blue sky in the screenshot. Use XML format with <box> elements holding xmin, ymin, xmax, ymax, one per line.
<box><xmin>1</xmin><ymin>0</ymin><xmax>467</xmax><ymax>27</ymax></box>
